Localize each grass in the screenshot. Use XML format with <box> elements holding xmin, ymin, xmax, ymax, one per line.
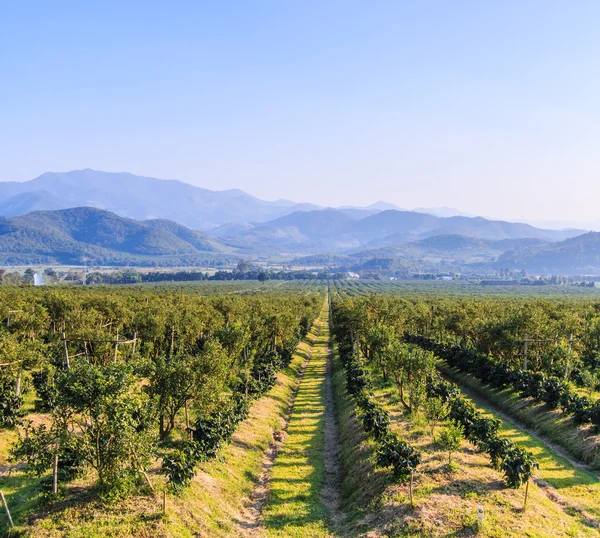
<box><xmin>368</xmin><ymin>372</ymin><xmax>600</xmax><ymax>537</ymax></box>
<box><xmin>261</xmin><ymin>311</ymin><xmax>333</xmax><ymax>537</ymax></box>
<box><xmin>0</xmin><ymin>391</ymin><xmax>46</xmax><ymax>536</ymax></box>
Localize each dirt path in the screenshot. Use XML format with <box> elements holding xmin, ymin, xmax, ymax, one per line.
<box><xmin>320</xmin><ymin>330</ymin><xmax>345</xmax><ymax>528</ymax></box>
<box><xmin>236</xmin><ymin>320</ymin><xmax>322</xmax><ymax>536</ymax></box>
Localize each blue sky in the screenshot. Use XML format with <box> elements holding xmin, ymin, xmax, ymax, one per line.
<box><xmin>1</xmin><ymin>1</ymin><xmax>599</xmax><ymax>221</ymax></box>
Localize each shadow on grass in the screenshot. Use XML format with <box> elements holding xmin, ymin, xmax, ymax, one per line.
<box><xmin>0</xmin><ymin>469</ymin><xmax>42</xmax><ymax>534</ymax></box>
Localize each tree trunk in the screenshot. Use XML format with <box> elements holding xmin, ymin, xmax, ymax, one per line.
<box><xmin>399</xmin><ymin>382</ymin><xmax>410</xmax><ymax>411</ymax></box>
<box><xmin>15</xmin><ymin>362</ymin><xmax>23</xmax><ymax>397</ymax></box>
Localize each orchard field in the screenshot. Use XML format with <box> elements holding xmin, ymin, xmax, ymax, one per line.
<box><xmin>1</xmin><ymin>279</ymin><xmax>600</xmax><ymax>536</ymax></box>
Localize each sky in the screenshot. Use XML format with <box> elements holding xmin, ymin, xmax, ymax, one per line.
<box><xmin>1</xmin><ymin>1</ymin><xmax>599</xmax><ymax>222</ymax></box>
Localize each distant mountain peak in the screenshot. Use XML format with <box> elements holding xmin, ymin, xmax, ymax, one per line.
<box><xmin>365</xmin><ymin>200</ymin><xmax>402</xmax><ymax>211</ymax></box>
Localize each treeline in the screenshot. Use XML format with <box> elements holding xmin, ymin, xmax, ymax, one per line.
<box><xmin>85</xmin><ymin>269</ymin><xmax>347</xmax><ymax>285</ymax></box>
<box><xmin>407</xmin><ymin>335</ymin><xmax>600</xmax><ymax>428</ymax></box>
<box><xmin>0</xmin><ymin>287</ymin><xmax>323</xmax><ymax>499</ymax></box>
<box><xmin>330</xmin><ymin>294</ymin><xmax>600</xmax><ymax>392</ymax></box>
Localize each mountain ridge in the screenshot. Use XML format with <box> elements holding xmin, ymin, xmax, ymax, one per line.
<box><xmin>0</xmin><ymin>207</ymin><xmax>232</xmax><ymax>265</ymax></box>
<box><xmin>0</xmin><ymin>169</ymin><xmax>321</xmax><ymax>230</ymax></box>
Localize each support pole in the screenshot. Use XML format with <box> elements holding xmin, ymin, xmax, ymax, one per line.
<box><xmin>114</xmin><ymin>329</ymin><xmax>119</xmax><ymax>362</ymax></box>
<box><xmin>0</xmin><ymin>490</ymin><xmax>14</xmax><ymax>529</ymax></box>
<box><xmin>62</xmin><ymin>331</ymin><xmax>70</xmax><ymax>369</ymax></box>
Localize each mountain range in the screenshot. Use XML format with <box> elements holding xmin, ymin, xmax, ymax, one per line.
<box><xmin>0</xmin><ymin>169</ymin><xmax>597</xmax><ymax>274</ymax></box>
<box><xmin>218</xmin><ymin>207</ymin><xmax>581</xmax><ymax>255</ymax></box>
<box><xmin>0</xmin><ymin>169</ymin><xmax>319</xmax><ymax>230</ymax></box>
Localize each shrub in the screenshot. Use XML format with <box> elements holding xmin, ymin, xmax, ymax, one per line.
<box><xmin>438</xmin><ymin>422</ymin><xmax>463</xmax><ymax>465</ymax></box>
<box><xmin>0</xmin><ymin>375</ymin><xmax>23</xmax><ymax>428</ymax></box>
<box><xmin>501</xmin><ymin>447</ymin><xmax>538</xmax><ymax>489</ymax></box>
<box><xmin>376</xmin><ymin>436</ymin><xmax>421</xmax><ymax>482</ymax></box>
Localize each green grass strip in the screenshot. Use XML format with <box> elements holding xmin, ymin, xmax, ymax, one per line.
<box><xmin>262</xmin><ymin>313</ymin><xmax>333</xmax><ymax>537</ymax></box>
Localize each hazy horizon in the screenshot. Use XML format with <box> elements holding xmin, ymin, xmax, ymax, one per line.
<box><xmin>2</xmin><ymin>1</ymin><xmax>600</xmax><ymax>222</ymax></box>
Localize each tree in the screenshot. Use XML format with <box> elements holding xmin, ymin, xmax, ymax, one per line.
<box><xmin>146</xmin><ymin>340</ymin><xmax>229</xmax><ymax>440</ymax></box>
<box><xmin>0</xmin><ymin>373</ymin><xmax>24</xmax><ymax>428</ymax></box>
<box><xmin>424</xmin><ymin>397</ymin><xmax>448</xmax><ymax>441</ymax></box>
<box><xmin>14</xmin><ymin>361</ymin><xmax>155</xmax><ymax>496</ymax></box>
<box><xmin>236</xmin><ymin>259</ymin><xmax>251</xmax><ymax>274</ymax></box>
<box><xmin>388</xmin><ymin>342</ymin><xmax>434</xmax><ymax>413</ymax></box>
<box><xmin>501</xmin><ymin>447</ymin><xmax>538</xmax><ymax>509</ymax></box>
<box><xmin>438</xmin><ymin>422</ymin><xmax>463</xmax><ymax>465</ymax></box>
<box><xmin>23</xmin><ymin>268</ymin><xmax>36</xmax><ymax>285</ymax></box>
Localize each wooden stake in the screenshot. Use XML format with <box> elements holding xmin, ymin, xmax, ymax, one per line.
<box><xmin>162</xmin><ymin>490</ymin><xmax>167</xmax><ymax>515</ymax></box>
<box><xmin>0</xmin><ymin>490</ymin><xmax>14</xmax><ymax>529</ymax></box>
<box><xmin>141</xmin><ymin>470</ymin><xmax>155</xmax><ymax>494</ymax></box>
<box><xmin>62</xmin><ymin>331</ymin><xmax>70</xmax><ymax>369</ymax></box>
<box><xmin>15</xmin><ymin>363</ymin><xmax>22</xmax><ymax>397</ymax></box>
<box><xmin>524</xmin><ymin>479</ymin><xmax>530</xmax><ymax>510</ymax></box>
<box><xmin>169</xmin><ymin>327</ymin><xmax>175</xmax><ymax>358</ymax></box>
<box><xmin>114</xmin><ymin>329</ymin><xmax>119</xmax><ymax>362</ymax></box>
<box><xmin>52</xmin><ymin>446</ymin><xmax>59</xmax><ymax>495</ymax></box>
<box><xmin>409</xmin><ymin>471</ymin><xmax>414</xmax><ymax>510</ymax></box>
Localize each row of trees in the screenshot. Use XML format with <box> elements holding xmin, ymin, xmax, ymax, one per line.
<box><xmin>0</xmin><ymin>287</ymin><xmax>322</xmax><ymax>499</ymax></box>
<box><xmin>84</xmin><ymin>268</ymin><xmax>347</xmax><ymax>285</ymax></box>
<box><xmin>329</xmin><ymin>294</ymin><xmax>600</xmax><ymax>393</ymax></box>
<box><xmin>331</xmin><ymin>295</ymin><xmax>539</xmax><ymax>507</ymax></box>
<box><xmin>330</xmin><ymin>309</ymin><xmax>421</xmax><ymax>505</ymax></box>
<box><xmin>407</xmin><ymin>335</ymin><xmax>600</xmax><ymax>429</ymax></box>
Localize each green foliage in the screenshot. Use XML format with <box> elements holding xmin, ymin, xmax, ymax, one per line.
<box><xmin>58</xmin><ymin>362</ymin><xmax>156</xmax><ymax>490</ymax></box>
<box><xmin>32</xmin><ymin>367</ymin><xmax>59</xmax><ymax>412</ymax></box>
<box><xmin>376</xmin><ymin>436</ymin><xmax>421</xmax><ymax>482</ymax></box>
<box><xmin>145</xmin><ymin>340</ymin><xmax>229</xmax><ymax>440</ymax></box>
<box><xmin>358</xmin><ymin>396</ymin><xmax>391</xmax><ymax>440</ymax></box>
<box><xmin>0</xmin><ymin>374</ymin><xmax>23</xmax><ymax>428</ymax></box>
<box><xmin>332</xmin><ymin>302</ymin><xmax>422</xmax><ymax>484</ymax></box>
<box><xmin>424</xmin><ymin>397</ymin><xmax>448</xmax><ymax>440</ymax></box>
<box><xmin>438</xmin><ymin>422</ymin><xmax>463</xmax><ymax>465</ymax></box>
<box><xmin>331</xmin><ymin>294</ymin><xmax>541</xmax><ymax>491</ymax></box>
<box><xmin>501</xmin><ymin>447</ymin><xmax>539</xmax><ymax>489</ymax></box>
<box><xmin>162</xmin><ymin>441</ymin><xmax>203</xmax><ymax>494</ymax></box>
<box><xmin>1</xmin><ymin>286</ymin><xmax>322</xmax><ymax>503</ymax></box>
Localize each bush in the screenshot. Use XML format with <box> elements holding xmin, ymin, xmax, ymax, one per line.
<box><xmin>541</xmin><ymin>376</ymin><xmax>567</xmax><ymax>409</ymax></box>
<box><xmin>358</xmin><ymin>397</ymin><xmax>391</xmax><ymax>440</ymax></box>
<box><xmin>484</xmin><ymin>436</ymin><xmax>515</xmax><ymax>470</ymax></box>
<box><xmin>32</xmin><ymin>368</ymin><xmax>59</xmax><ymax>412</ymax></box>
<box><xmin>438</xmin><ymin>422</ymin><xmax>463</xmax><ymax>465</ymax></box>
<box><xmin>376</xmin><ymin>436</ymin><xmax>421</xmax><ymax>482</ymax></box>
<box><xmin>466</xmin><ymin>417</ymin><xmax>501</xmax><ymax>450</ymax></box>
<box><xmin>163</xmin><ymin>441</ymin><xmax>203</xmax><ymax>493</ymax></box>
<box><xmin>501</xmin><ymin>447</ymin><xmax>538</xmax><ymax>489</ymax></box>
<box><xmin>0</xmin><ymin>375</ymin><xmax>23</xmax><ymax>428</ymax></box>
